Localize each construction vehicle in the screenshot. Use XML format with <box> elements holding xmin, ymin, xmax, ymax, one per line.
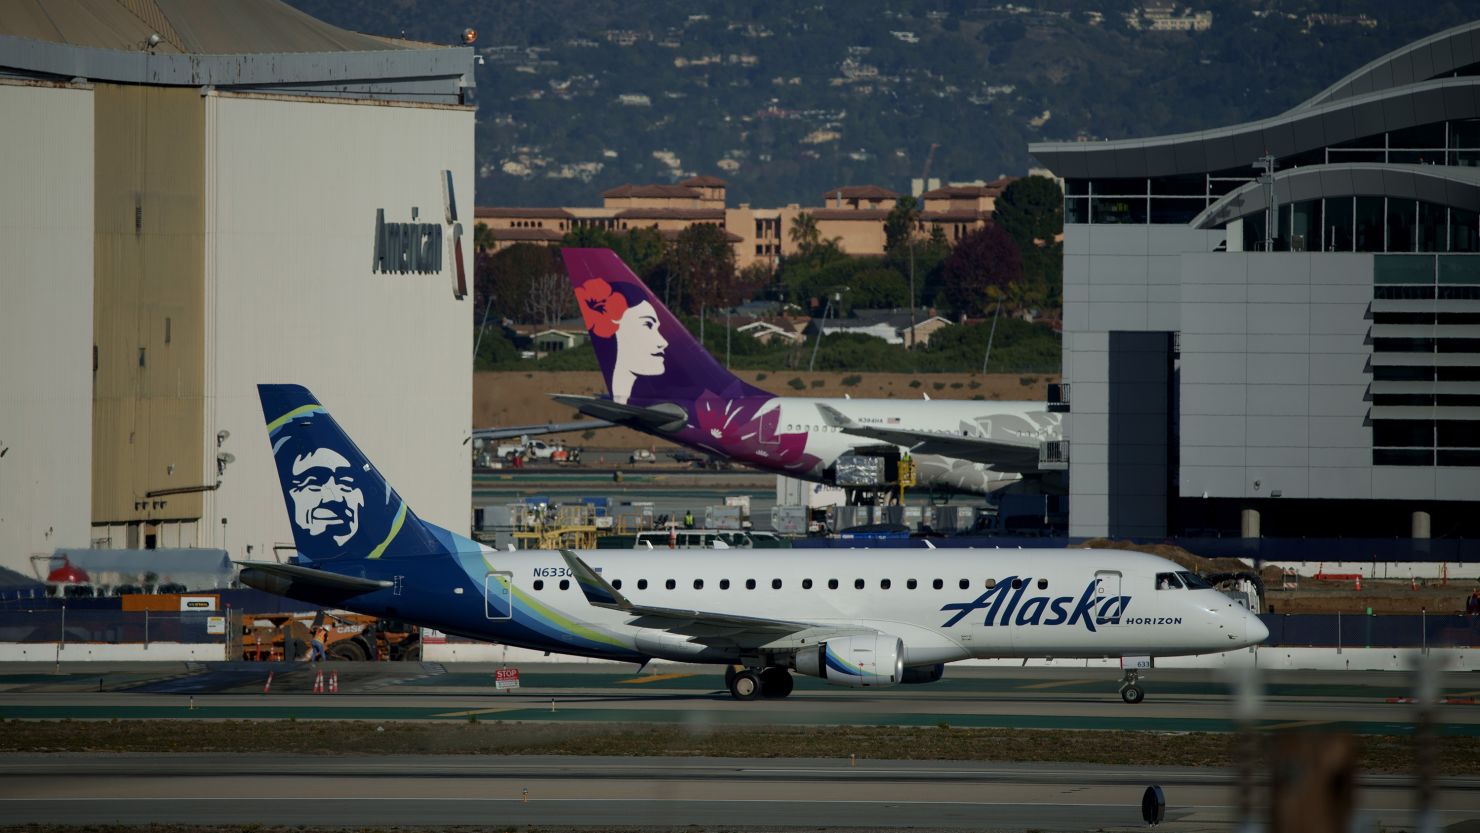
<box><xmin>240</xmin><ymin>610</ymin><xmax>420</xmax><ymax>662</ymax></box>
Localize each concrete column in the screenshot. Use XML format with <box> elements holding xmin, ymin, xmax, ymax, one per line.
<box><xmin>1241</xmin><ymin>508</ymin><xmax>1261</xmax><ymax>539</ymax></box>
<box><xmin>1412</xmin><ymin>510</ymin><xmax>1431</xmax><ymax>539</ymax></box>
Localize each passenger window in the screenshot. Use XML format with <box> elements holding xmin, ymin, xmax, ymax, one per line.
<box><xmin>984</xmin><ymin>578</ymin><xmax>997</xmax><ymax>589</ymax></box>
<box><xmin>665</xmin><ymin>579</ymin><xmax>676</xmax><ymax>590</ymax></box>
<box><xmin>772</xmin><ymin>578</ymin><xmax>783</xmax><ymax>589</ymax></box>
<box><xmin>1156</xmin><ymin>572</ymin><xmax>1183</xmax><ymax>590</ymax></box>
<box><xmin>959</xmin><ymin>579</ymin><xmax>970</xmax><ymax>590</ymax></box>
<box><xmin>1011</xmin><ymin>578</ymin><xmax>1022</xmax><ymax>590</ymax></box>
<box><xmin>907</xmin><ymin>578</ymin><xmax>917</xmax><ymax>589</ymax></box>
<box><xmin>533</xmin><ymin>580</ymin><xmax>544</xmax><ymax>591</ymax></box>
<box><xmin>720</xmin><ymin>579</ymin><xmax>731</xmax><ymax>590</ymax></box>
<box><xmin>881</xmin><ymin>579</ymin><xmax>892</xmax><ymax>590</ymax></box>
<box><xmin>612</xmin><ymin>579</ymin><xmax>622</xmax><ymax>590</ymax></box>
<box><xmin>637</xmin><ymin>579</ymin><xmax>648</xmax><ymax>590</ymax></box>
<box><xmin>828</xmin><ymin>578</ymin><xmax>839</xmax><ymax>589</ymax></box>
<box><xmin>559</xmin><ymin>579</ymin><xmax>570</xmax><ymax>591</ymax></box>
<box><xmin>1037</xmin><ymin>579</ymin><xmax>1048</xmax><ymax>590</ymax></box>
<box><xmin>746</xmin><ymin>579</ymin><xmax>756</xmax><ymax>590</ymax></box>
<box><xmin>854</xmin><ymin>578</ymin><xmax>865</xmax><ymax>590</ymax></box>
<box><xmin>802</xmin><ymin>578</ymin><xmax>813</xmax><ymax>589</ymax></box>
<box><xmin>693</xmin><ymin>579</ymin><xmax>704</xmax><ymax>590</ymax></box>
<box><xmin>932</xmin><ymin>579</ymin><xmax>943</xmax><ymax>590</ymax></box>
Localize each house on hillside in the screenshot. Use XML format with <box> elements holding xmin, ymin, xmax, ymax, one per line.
<box><xmin>737</xmin><ymin>320</ymin><xmax>805</xmax><ymax>345</ymax></box>
<box><xmin>808</xmin><ymin>310</ymin><xmax>952</xmax><ymax>346</ymax></box>
<box><xmin>531</xmin><ymin>329</ymin><xmax>587</xmax><ymax>353</ymax></box>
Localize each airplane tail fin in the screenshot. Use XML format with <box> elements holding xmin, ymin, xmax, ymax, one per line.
<box><xmin>258</xmin><ymin>384</ymin><xmax>451</xmax><ymax>564</ymax></box>
<box><xmin>560</xmin><ymin>248</ymin><xmax>764</xmax><ymax>404</ymax></box>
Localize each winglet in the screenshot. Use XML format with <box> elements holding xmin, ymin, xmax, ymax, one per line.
<box><xmin>816</xmin><ymin>403</ymin><xmax>853</xmax><ymax>429</ymax></box>
<box><xmin>560</xmin><ymin>550</ymin><xmax>630</xmax><ymax>610</ymax></box>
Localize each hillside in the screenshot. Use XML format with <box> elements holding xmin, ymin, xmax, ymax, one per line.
<box><xmin>284</xmin><ymin>0</ymin><xmax>1480</xmax><ymax>207</ymax></box>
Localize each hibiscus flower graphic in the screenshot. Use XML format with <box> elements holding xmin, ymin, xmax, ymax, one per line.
<box><xmin>574</xmin><ymin>278</ymin><xmax>629</xmax><ymax>338</ymax></box>
<box><xmin>688</xmin><ymin>390</ymin><xmax>819</xmax><ymax>473</ymax></box>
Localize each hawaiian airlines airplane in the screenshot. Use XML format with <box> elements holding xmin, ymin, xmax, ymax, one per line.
<box><xmin>552</xmin><ymin>248</ymin><xmax>1063</xmax><ymax>496</ymax></box>
<box><xmin>241</xmin><ymin>384</ymin><xmax>1267</xmax><ymax>703</ymax></box>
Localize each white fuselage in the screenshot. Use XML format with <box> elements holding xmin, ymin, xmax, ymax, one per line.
<box><xmin>467</xmin><ymin>547</ymin><xmax>1263</xmax><ymax>666</ymax></box>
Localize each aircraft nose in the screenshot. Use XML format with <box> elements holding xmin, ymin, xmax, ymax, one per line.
<box><xmin>1245</xmin><ymin>613</ymin><xmax>1269</xmax><ymax>646</ymax></box>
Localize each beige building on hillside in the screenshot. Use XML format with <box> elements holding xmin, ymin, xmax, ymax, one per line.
<box><xmin>476</xmin><ymin>176</ymin><xmax>1013</xmax><ymax>269</ymax></box>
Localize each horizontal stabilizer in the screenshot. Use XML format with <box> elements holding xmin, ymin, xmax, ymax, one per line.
<box><xmin>817</xmin><ymin>403</ymin><xmax>1043</xmax><ymax>473</ymax></box>
<box><xmin>552</xmin><ymin>394</ymin><xmax>688</xmax><ymax>433</ymax></box>
<box><xmin>471</xmin><ymin>419</ymin><xmax>615</xmax><ymax>441</ymax></box>
<box><xmin>236</xmin><ymin>560</ymin><xmax>392</xmax><ymax>596</ymax></box>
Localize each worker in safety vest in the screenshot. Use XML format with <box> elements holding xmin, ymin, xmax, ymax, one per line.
<box><xmin>308</xmin><ymin>624</ymin><xmax>329</xmax><ymax>663</ymax></box>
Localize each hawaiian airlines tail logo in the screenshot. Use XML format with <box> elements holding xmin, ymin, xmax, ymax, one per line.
<box><xmin>940</xmin><ymin>576</ymin><xmax>1131</xmax><ymax>632</ymax></box>
<box><xmin>573</xmin><ymin>277</ymin><xmax>668</xmax><ymax>404</ymax></box>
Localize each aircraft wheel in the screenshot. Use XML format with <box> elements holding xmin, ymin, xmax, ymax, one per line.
<box><xmin>729</xmin><ymin>670</ymin><xmax>761</xmax><ymax>701</ymax></box>
<box><xmin>1120</xmin><ymin>685</ymin><xmax>1145</xmax><ymax>704</ymax></box>
<box><xmin>723</xmin><ymin>664</ymin><xmax>741</xmax><ymax>689</ymax></box>
<box><xmin>760</xmin><ymin>667</ymin><xmax>794</xmax><ymax>698</ymax></box>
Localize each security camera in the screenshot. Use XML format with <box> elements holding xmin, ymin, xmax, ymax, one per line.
<box><xmin>217</xmin><ymin>429</ymin><xmax>230</xmax><ymax>446</ymax></box>
<box><xmin>147</xmin><ymin>33</ymin><xmax>161</xmax><ymax>48</ymax></box>
<box><xmin>217</xmin><ymin>452</ymin><xmax>236</xmax><ymax>465</ymax></box>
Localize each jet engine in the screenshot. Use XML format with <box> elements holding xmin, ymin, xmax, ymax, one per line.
<box><xmin>900</xmin><ymin>663</ymin><xmax>945</xmax><ymax>685</ymax></box>
<box><xmin>793</xmin><ymin>634</ymin><xmax>903</xmax><ymax>688</ymax></box>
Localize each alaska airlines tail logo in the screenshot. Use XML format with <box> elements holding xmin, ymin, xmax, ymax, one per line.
<box><xmin>940</xmin><ymin>576</ymin><xmax>1131</xmax><ymax>632</ymax></box>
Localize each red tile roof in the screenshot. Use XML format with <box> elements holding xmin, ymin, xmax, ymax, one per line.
<box><xmin>681</xmin><ymin>175</ymin><xmax>728</xmax><ymax>187</ymax></box>
<box><xmin>475</xmin><ymin>207</ymin><xmax>574</xmax><ymax>219</ymax></box>
<box><xmin>489</xmin><ymin>227</ymin><xmax>563</xmax><ymax>241</ymax></box>
<box><xmin>615</xmin><ymin>208</ymin><xmax>727</xmax><ymax>220</ymax></box>
<box><xmin>811</xmin><ymin>208</ymin><xmax>890</xmax><ymax>220</ymax></box>
<box><xmin>920</xmin><ymin>210</ymin><xmax>989</xmax><ymax>222</ymax></box>
<box><xmin>602</xmin><ymin>184</ymin><xmax>702</xmax><ymax>199</ymax></box>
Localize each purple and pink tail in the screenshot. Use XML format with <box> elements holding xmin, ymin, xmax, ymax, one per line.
<box><xmin>560</xmin><ymin>248</ymin><xmax>763</xmax><ymax>405</ymax></box>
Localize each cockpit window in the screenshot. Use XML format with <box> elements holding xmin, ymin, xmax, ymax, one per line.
<box><xmin>1178</xmin><ymin>571</ymin><xmax>1214</xmax><ymax>589</ymax></box>
<box><xmin>1155</xmin><ymin>572</ymin><xmax>1183</xmax><ymax>590</ymax></box>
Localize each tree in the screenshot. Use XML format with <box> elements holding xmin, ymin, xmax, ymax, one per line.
<box><xmin>789</xmin><ymin>211</ymin><xmax>821</xmax><ymax>255</ymax></box>
<box><xmin>883</xmin><ymin>196</ymin><xmax>921</xmax><ymax>255</ymax></box>
<box><xmin>942</xmin><ymin>225</ymin><xmax>1023</xmax><ymax>318</ymax></box>
<box><xmin>667</xmin><ymin>223</ymin><xmax>738</xmax><ymax>314</ymax></box>
<box><xmin>994</xmin><ymin>175</ymin><xmax>1064</xmax><ymax>252</ymax></box>
<box><xmin>562</xmin><ymin>225</ymin><xmax>624</xmax><ymax>250</ymax></box>
<box><xmin>849</xmin><ymin>266</ymin><xmax>909</xmax><ymax>309</ymax></box>
<box><xmin>483</xmin><ymin>243</ymin><xmax>570</xmax><ymax>325</ymax></box>
<box><xmin>473</xmin><ymin>221</ymin><xmax>496</xmax><ymax>253</ymax></box>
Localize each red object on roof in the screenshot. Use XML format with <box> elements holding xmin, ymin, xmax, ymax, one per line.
<box><xmin>46</xmin><ymin>559</ymin><xmax>89</xmax><ymax>585</ymax></box>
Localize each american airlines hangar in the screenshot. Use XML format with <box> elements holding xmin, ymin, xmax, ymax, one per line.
<box><xmin>0</xmin><ymin>1</ymin><xmax>476</xmax><ymax>577</ymax></box>
<box><xmin>1032</xmin><ymin>22</ymin><xmax>1480</xmax><ymax>541</ymax></box>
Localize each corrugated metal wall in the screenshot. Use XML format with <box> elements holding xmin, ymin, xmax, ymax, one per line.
<box><xmin>0</xmin><ymin>81</ymin><xmax>94</xmax><ymax>575</ymax></box>
<box><xmin>91</xmin><ymin>83</ymin><xmax>205</xmax><ymax>527</ymax></box>
<box><xmin>201</xmin><ymin>93</ymin><xmax>474</xmax><ymax>562</ymax></box>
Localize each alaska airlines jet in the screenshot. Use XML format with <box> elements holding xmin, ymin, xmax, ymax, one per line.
<box><xmin>241</xmin><ymin>384</ymin><xmax>1267</xmax><ymax>703</ymax></box>
<box><xmin>553</xmin><ymin>248</ymin><xmax>1063</xmax><ymax>496</ymax></box>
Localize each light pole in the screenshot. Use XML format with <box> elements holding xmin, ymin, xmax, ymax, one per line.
<box><xmin>808</xmin><ymin>287</ymin><xmax>847</xmax><ymax>372</ymax></box>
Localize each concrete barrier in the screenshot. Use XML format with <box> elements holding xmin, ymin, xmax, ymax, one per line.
<box><xmin>0</xmin><ymin>643</ymin><xmax>225</xmax><ymax>661</ymax></box>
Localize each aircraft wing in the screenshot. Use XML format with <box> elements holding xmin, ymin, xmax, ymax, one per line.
<box><xmin>551</xmin><ymin>394</ymin><xmax>688</xmax><ymax>433</ymax></box>
<box><xmin>559</xmin><ymin>550</ymin><xmax>875</xmax><ymax>646</ymax></box>
<box><xmin>471</xmin><ymin>420</ymin><xmax>614</xmax><ymax>441</ymax></box>
<box><xmin>816</xmin><ymin>403</ymin><xmax>1043</xmax><ymax>473</ymax></box>
<box><xmin>235</xmin><ymin>561</ymin><xmax>392</xmax><ymax>596</ymax></box>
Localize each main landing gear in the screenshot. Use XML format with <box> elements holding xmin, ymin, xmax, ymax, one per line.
<box><xmin>1119</xmin><ymin>669</ymin><xmax>1145</xmax><ymax>704</ymax></box>
<box><xmin>724</xmin><ymin>665</ymin><xmax>794</xmax><ymax>700</ymax></box>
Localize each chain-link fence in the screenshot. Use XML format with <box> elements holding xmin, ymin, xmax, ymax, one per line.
<box><xmin>0</xmin><ymin>609</ymin><xmax>226</xmax><ymax>646</ymax></box>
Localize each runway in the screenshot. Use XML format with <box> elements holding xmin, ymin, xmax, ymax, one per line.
<box><xmin>0</xmin><ymin>754</ymin><xmax>1474</xmax><ymax>830</ymax></box>
<box><xmin>1</xmin><ymin>663</ymin><xmax>1478</xmax><ymax>736</ymax></box>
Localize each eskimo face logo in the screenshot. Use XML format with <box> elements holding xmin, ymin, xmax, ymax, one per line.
<box><xmin>287</xmin><ymin>447</ymin><xmax>365</xmax><ymax>546</ymax></box>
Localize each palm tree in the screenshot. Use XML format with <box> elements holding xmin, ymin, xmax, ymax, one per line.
<box><xmin>789</xmin><ymin>212</ymin><xmax>821</xmax><ymax>255</ymax></box>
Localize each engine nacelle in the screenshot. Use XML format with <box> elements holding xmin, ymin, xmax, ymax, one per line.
<box><xmin>900</xmin><ymin>663</ymin><xmax>945</xmax><ymax>685</ymax></box>
<box><xmin>793</xmin><ymin>634</ymin><xmax>903</xmax><ymax>688</ymax></box>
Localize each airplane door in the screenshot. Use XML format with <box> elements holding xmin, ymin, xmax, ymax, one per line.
<box><xmin>1094</xmin><ymin>570</ymin><xmax>1122</xmax><ymax>627</ymax></box>
<box><xmin>484</xmin><ymin>572</ymin><xmax>513</xmax><ymax>620</ymax></box>
<box><xmin>757</xmin><ymin>405</ymin><xmax>781</xmax><ymax>445</ymax></box>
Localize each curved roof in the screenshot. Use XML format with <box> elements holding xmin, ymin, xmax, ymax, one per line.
<box><xmin>0</xmin><ymin>0</ymin><xmax>473</xmax><ymax>104</ymax></box>
<box><xmin>1295</xmin><ymin>20</ymin><xmax>1480</xmax><ymax>111</ymax></box>
<box><xmin>1192</xmin><ymin>163</ymin><xmax>1480</xmax><ymax>229</ymax></box>
<box><xmin>1030</xmin><ymin>76</ymin><xmax>1480</xmax><ymax>179</ymax></box>
<box><xmin>0</xmin><ymin>0</ymin><xmax>410</xmax><ymax>55</ymax></box>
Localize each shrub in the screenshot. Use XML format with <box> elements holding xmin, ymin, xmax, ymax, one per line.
<box><xmin>811</xmin><ymin>379</ymin><xmax>825</xmax><ymax>388</ymax></box>
<box><xmin>1020</xmin><ymin>375</ymin><xmax>1039</xmax><ymax>386</ymax></box>
<box><xmin>950</xmin><ymin>382</ymin><xmax>963</xmax><ymax>389</ymax></box>
<box><xmin>756</xmin><ymin>373</ymin><xmax>768</xmax><ymax>381</ymax></box>
<box><xmin>909</xmin><ymin>380</ymin><xmax>923</xmax><ymax>388</ymax></box>
<box><xmin>787</xmin><ymin>377</ymin><xmax>807</xmax><ymax>390</ymax></box>
<box><xmin>969</xmin><ymin>380</ymin><xmax>981</xmax><ymax>389</ymax></box>
<box><xmin>933</xmin><ymin>382</ymin><xmax>946</xmax><ymax>391</ymax></box>
<box><xmin>841</xmin><ymin>374</ymin><xmax>862</xmax><ymax>387</ymax></box>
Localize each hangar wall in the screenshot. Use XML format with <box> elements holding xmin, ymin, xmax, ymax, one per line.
<box><xmin>199</xmin><ymin>92</ymin><xmax>475</xmax><ymax>563</ymax></box>
<box><xmin>0</xmin><ymin>80</ymin><xmax>94</xmax><ymax>575</ymax></box>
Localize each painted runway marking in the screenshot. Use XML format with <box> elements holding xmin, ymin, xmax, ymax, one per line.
<box><xmin>617</xmin><ymin>673</ymin><xmax>697</xmax><ymax>685</ymax></box>
<box><xmin>1261</xmin><ymin>719</ymin><xmax>1331</xmax><ymax>731</ymax></box>
<box><xmin>1019</xmin><ymin>679</ymin><xmax>1095</xmax><ymax>690</ymax></box>
<box><xmin>432</xmin><ymin>707</ymin><xmax>521</xmax><ymax>718</ymax></box>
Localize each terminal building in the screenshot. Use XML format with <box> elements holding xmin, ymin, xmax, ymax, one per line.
<box><xmin>1031</xmin><ymin>21</ymin><xmax>1480</xmax><ymax>540</ymax></box>
<box><xmin>0</xmin><ymin>1</ymin><xmax>476</xmax><ymax>578</ymax></box>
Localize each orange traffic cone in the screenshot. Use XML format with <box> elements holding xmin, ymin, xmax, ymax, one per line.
<box><xmin>263</xmin><ymin>671</ymin><xmax>274</xmax><ymax>694</ymax></box>
<box><xmin>329</xmin><ymin>671</ymin><xmax>339</xmax><ymax>694</ymax></box>
<box><xmin>313</xmin><ymin>670</ymin><xmax>325</xmax><ymax>694</ymax></box>
<box><xmin>1354</xmin><ymin>575</ymin><xmax>1362</xmax><ymax>592</ymax></box>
